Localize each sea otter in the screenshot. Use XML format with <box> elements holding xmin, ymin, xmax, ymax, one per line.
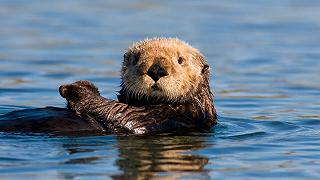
<box><xmin>0</xmin><ymin>38</ymin><xmax>217</xmax><ymax>135</ymax></box>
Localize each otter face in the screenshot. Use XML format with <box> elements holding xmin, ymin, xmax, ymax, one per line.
<box><xmin>121</xmin><ymin>38</ymin><xmax>210</xmax><ymax>104</ymax></box>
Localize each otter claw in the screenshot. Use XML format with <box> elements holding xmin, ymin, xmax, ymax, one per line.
<box><xmin>59</xmin><ymin>80</ymin><xmax>100</xmax><ymax>100</ymax></box>
<box><xmin>59</xmin><ymin>84</ymin><xmax>70</xmax><ymax>98</ymax></box>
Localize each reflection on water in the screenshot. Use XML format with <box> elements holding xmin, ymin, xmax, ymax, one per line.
<box><xmin>113</xmin><ymin>136</ymin><xmax>209</xmax><ymax>179</ymax></box>
<box><xmin>0</xmin><ymin>134</ymin><xmax>210</xmax><ymax>179</ymax></box>
<box><xmin>1</xmin><ymin>0</ymin><xmax>320</xmax><ymax>179</ymax></box>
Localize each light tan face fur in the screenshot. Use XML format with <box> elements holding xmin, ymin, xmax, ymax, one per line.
<box><xmin>121</xmin><ymin>38</ymin><xmax>208</xmax><ymax>103</ymax></box>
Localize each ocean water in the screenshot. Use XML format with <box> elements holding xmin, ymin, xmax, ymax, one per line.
<box><xmin>0</xmin><ymin>0</ymin><xmax>320</xmax><ymax>179</ymax></box>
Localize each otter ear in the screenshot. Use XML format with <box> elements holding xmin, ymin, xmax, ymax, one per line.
<box><xmin>202</xmin><ymin>64</ymin><xmax>209</xmax><ymax>74</ymax></box>
<box><xmin>124</xmin><ymin>51</ymin><xmax>140</xmax><ymax>65</ymax></box>
<box><xmin>131</xmin><ymin>52</ymin><xmax>141</xmax><ymax>65</ymax></box>
<box><xmin>193</xmin><ymin>52</ymin><xmax>209</xmax><ymax>74</ymax></box>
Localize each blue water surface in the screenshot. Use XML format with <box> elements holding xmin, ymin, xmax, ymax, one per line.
<box><xmin>0</xmin><ymin>0</ymin><xmax>320</xmax><ymax>179</ymax></box>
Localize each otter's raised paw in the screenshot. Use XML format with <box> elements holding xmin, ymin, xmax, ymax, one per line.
<box><xmin>59</xmin><ymin>80</ymin><xmax>100</xmax><ymax>109</ymax></box>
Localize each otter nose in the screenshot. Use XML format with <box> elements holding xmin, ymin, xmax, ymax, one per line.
<box><xmin>147</xmin><ymin>64</ymin><xmax>168</xmax><ymax>81</ymax></box>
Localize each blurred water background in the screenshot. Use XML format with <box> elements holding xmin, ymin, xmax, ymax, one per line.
<box><xmin>0</xmin><ymin>0</ymin><xmax>320</xmax><ymax>179</ymax></box>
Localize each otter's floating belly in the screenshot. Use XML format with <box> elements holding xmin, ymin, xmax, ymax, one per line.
<box><xmin>0</xmin><ymin>107</ymin><xmax>105</xmax><ymax>135</ymax></box>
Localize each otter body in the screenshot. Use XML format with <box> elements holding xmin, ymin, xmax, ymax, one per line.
<box><xmin>0</xmin><ymin>107</ymin><xmax>105</xmax><ymax>135</ymax></box>
<box><xmin>0</xmin><ymin>38</ymin><xmax>217</xmax><ymax>135</ymax></box>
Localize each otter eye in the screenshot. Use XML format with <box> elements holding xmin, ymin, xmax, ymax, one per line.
<box><xmin>178</xmin><ymin>57</ymin><xmax>184</xmax><ymax>64</ymax></box>
<box><xmin>132</xmin><ymin>52</ymin><xmax>141</xmax><ymax>65</ymax></box>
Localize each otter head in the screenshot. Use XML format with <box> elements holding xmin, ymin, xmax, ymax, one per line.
<box><xmin>119</xmin><ymin>38</ymin><xmax>211</xmax><ymax>106</ymax></box>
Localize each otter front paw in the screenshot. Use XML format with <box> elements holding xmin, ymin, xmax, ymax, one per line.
<box><xmin>59</xmin><ymin>80</ymin><xmax>100</xmax><ymax>110</ymax></box>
